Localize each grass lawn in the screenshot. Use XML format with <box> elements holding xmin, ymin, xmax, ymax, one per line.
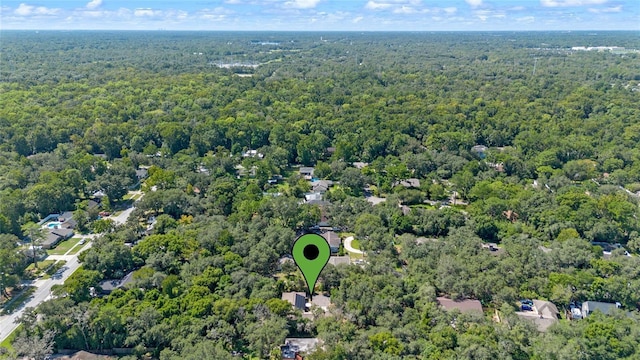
<box><xmin>25</xmin><ymin>260</ymin><xmax>55</xmax><ymax>273</ymax></box>
<box><xmin>1</xmin><ymin>287</ymin><xmax>35</xmax><ymax>316</ymax></box>
<box><xmin>46</xmin><ymin>237</ymin><xmax>82</xmax><ymax>255</ymax></box>
<box><xmin>409</xmin><ymin>204</ymin><xmax>437</xmax><ymax>210</ymax></box>
<box><xmin>123</xmin><ymin>192</ymin><xmax>143</xmax><ymax>201</ymax></box>
<box><xmin>67</xmin><ymin>241</ymin><xmax>86</xmax><ymax>255</ymax></box>
<box><xmin>350</xmin><ymin>238</ymin><xmax>361</xmax><ymax>250</ymax></box>
<box><xmin>0</xmin><ymin>324</ymin><xmax>21</xmax><ymax>356</ymax></box>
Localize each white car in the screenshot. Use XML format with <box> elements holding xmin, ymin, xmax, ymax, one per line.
<box><xmin>571</xmin><ymin>307</ymin><xmax>582</xmax><ymax>319</ymax></box>
<box><xmin>78</xmin><ymin>239</ymin><xmax>86</xmax><ymax>245</ymax></box>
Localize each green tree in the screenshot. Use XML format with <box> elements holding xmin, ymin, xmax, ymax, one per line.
<box><xmin>21</xmin><ymin>222</ymin><xmax>45</xmax><ymax>269</ymax></box>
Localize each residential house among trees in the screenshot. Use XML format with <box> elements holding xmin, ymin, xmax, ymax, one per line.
<box><xmin>321</xmin><ymin>231</ymin><xmax>341</xmax><ymax>254</ymax></box>
<box><xmin>299</xmin><ymin>167</ymin><xmax>315</xmax><ymax>180</ymax></box>
<box><xmin>582</xmin><ymin>301</ymin><xmax>621</xmax><ymax>318</ymax></box>
<box><xmin>437</xmin><ymin>297</ymin><xmax>483</xmax><ymax>314</ymax></box>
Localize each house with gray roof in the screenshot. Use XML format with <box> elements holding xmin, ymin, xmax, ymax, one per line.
<box><xmin>321</xmin><ymin>231</ymin><xmax>341</xmax><ymax>254</ymax></box>
<box><xmin>282</xmin><ymin>292</ymin><xmax>307</xmax><ymax>311</ymax></box>
<box><xmin>328</xmin><ymin>256</ymin><xmax>350</xmax><ymax>266</ymax></box>
<box><xmin>394</xmin><ymin>178</ymin><xmax>421</xmax><ymax>188</ymax></box>
<box><xmin>299</xmin><ymin>167</ymin><xmax>315</xmax><ymax>180</ymax></box>
<box><xmin>437</xmin><ymin>297</ymin><xmax>483</xmax><ymax>314</ymax></box>
<box><xmin>312</xmin><ymin>180</ymin><xmax>333</xmax><ymax>193</ymax></box>
<box><xmin>42</xmin><ymin>228</ymin><xmax>74</xmax><ymax>249</ymax></box>
<box><xmin>582</xmin><ymin>301</ymin><xmax>621</xmax><ymax>317</ymax></box>
<box><xmin>99</xmin><ymin>271</ymin><xmax>135</xmax><ymax>294</ymax></box>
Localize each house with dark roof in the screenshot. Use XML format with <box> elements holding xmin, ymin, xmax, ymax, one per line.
<box><xmin>98</xmin><ymin>271</ymin><xmax>135</xmax><ymax>294</ymax></box>
<box><xmin>43</xmin><ymin>232</ymin><xmax>64</xmax><ymax>250</ymax></box>
<box><xmin>42</xmin><ymin>228</ymin><xmax>74</xmax><ymax>249</ymax></box>
<box><xmin>282</xmin><ymin>292</ymin><xmax>307</xmax><ymax>311</ymax></box>
<box><xmin>59</xmin><ymin>212</ymin><xmax>77</xmax><ymax>229</ymax></box>
<box><xmin>437</xmin><ymin>297</ymin><xmax>483</xmax><ymax>314</ymax></box>
<box><xmin>281</xmin><ymin>343</ymin><xmax>304</xmax><ymax>360</ymax></box>
<box><xmin>321</xmin><ymin>231</ymin><xmax>341</xmax><ymax>254</ymax></box>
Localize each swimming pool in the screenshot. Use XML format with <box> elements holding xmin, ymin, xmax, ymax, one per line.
<box><xmin>47</xmin><ymin>221</ymin><xmax>62</xmax><ymax>229</ymax></box>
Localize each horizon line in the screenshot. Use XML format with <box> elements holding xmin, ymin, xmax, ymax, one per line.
<box><xmin>2</xmin><ymin>29</ymin><xmax>639</xmax><ymax>32</ymax></box>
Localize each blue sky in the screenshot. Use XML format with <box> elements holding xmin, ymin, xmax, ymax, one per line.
<box><xmin>0</xmin><ymin>0</ymin><xmax>638</xmax><ymax>31</ymax></box>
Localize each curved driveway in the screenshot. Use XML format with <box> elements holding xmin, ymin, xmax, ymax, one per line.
<box><xmin>343</xmin><ymin>236</ymin><xmax>364</xmax><ymax>255</ymax></box>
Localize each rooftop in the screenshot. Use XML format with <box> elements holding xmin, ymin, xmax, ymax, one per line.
<box><xmin>583</xmin><ymin>301</ymin><xmax>620</xmax><ymax>315</ymax></box>
<box><xmin>99</xmin><ymin>271</ymin><xmax>135</xmax><ymax>293</ymax></box>
<box><xmin>321</xmin><ymin>231</ymin><xmax>341</xmax><ymax>248</ymax></box>
<box><xmin>282</xmin><ymin>292</ymin><xmax>306</xmax><ymax>311</ymax></box>
<box><xmin>516</xmin><ymin>300</ymin><xmax>560</xmax><ymax>332</ymax></box>
<box><xmin>328</xmin><ymin>256</ymin><xmax>350</xmax><ymax>266</ymax></box>
<box><xmin>395</xmin><ymin>178</ymin><xmax>421</xmax><ymax>188</ymax></box>
<box><xmin>437</xmin><ymin>297</ymin><xmax>483</xmax><ymax>313</ymax></box>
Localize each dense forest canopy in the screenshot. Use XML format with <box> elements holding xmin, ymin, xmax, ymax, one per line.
<box><xmin>1</xmin><ymin>30</ymin><xmax>640</xmax><ymax>359</ymax></box>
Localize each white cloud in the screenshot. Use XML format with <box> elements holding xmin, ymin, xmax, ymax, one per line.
<box><xmin>474</xmin><ymin>9</ymin><xmax>506</xmax><ymax>21</ymax></box>
<box><xmin>588</xmin><ymin>5</ymin><xmax>622</xmax><ymax>13</ymax></box>
<box><xmin>284</xmin><ymin>0</ymin><xmax>321</xmax><ymax>9</ymax></box>
<box><xmin>393</xmin><ymin>5</ymin><xmax>417</xmax><ymax>14</ymax></box>
<box><xmin>443</xmin><ymin>7</ymin><xmax>457</xmax><ymax>14</ymax></box>
<box><xmin>352</xmin><ymin>16</ymin><xmax>364</xmax><ymax>23</ymax></box>
<box><xmin>198</xmin><ymin>7</ymin><xmax>233</xmax><ymax>20</ymax></box>
<box><xmin>83</xmin><ymin>10</ymin><xmax>106</xmax><ymax>17</ymax></box>
<box><xmin>541</xmin><ymin>0</ymin><xmax>607</xmax><ymax>7</ymax></box>
<box><xmin>509</xmin><ymin>6</ymin><xmax>526</xmax><ymax>11</ymax></box>
<box><xmin>365</xmin><ymin>1</ymin><xmax>393</xmax><ymax>10</ymax></box>
<box><xmin>15</xmin><ymin>3</ymin><xmax>60</xmax><ymax>16</ymax></box>
<box><xmin>86</xmin><ymin>0</ymin><xmax>102</xmax><ymax>10</ymax></box>
<box><xmin>517</xmin><ymin>16</ymin><xmax>535</xmax><ymax>22</ymax></box>
<box><xmin>134</xmin><ymin>8</ymin><xmax>163</xmax><ymax>17</ymax></box>
<box><xmin>465</xmin><ymin>0</ymin><xmax>483</xmax><ymax>8</ymax></box>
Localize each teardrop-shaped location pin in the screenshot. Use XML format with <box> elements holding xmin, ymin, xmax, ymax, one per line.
<box><xmin>292</xmin><ymin>233</ymin><xmax>331</xmax><ymax>300</ymax></box>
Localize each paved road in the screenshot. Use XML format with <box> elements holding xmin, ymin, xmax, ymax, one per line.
<box><xmin>343</xmin><ymin>236</ymin><xmax>364</xmax><ymax>255</ymax></box>
<box><xmin>0</xmin><ymin>240</ymin><xmax>93</xmax><ymax>342</ymax></box>
<box><xmin>0</xmin><ymin>190</ymin><xmax>142</xmax><ymax>343</ymax></box>
<box><xmin>110</xmin><ymin>207</ymin><xmax>134</xmax><ymax>226</ymax></box>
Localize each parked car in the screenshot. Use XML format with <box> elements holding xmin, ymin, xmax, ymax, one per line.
<box><xmin>520</xmin><ymin>299</ymin><xmax>533</xmax><ymax>306</ymax></box>
<box><xmin>99</xmin><ymin>211</ymin><xmax>111</xmax><ymax>217</ymax></box>
<box><xmin>521</xmin><ymin>304</ymin><xmax>533</xmax><ymax>311</ymax></box>
<box><xmin>571</xmin><ymin>307</ymin><xmax>582</xmax><ymax>319</ymax></box>
<box><xmin>78</xmin><ymin>239</ymin><xmax>86</xmax><ymax>245</ymax></box>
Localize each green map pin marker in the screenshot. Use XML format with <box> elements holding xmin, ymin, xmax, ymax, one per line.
<box><xmin>292</xmin><ymin>233</ymin><xmax>331</xmax><ymax>300</ymax></box>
